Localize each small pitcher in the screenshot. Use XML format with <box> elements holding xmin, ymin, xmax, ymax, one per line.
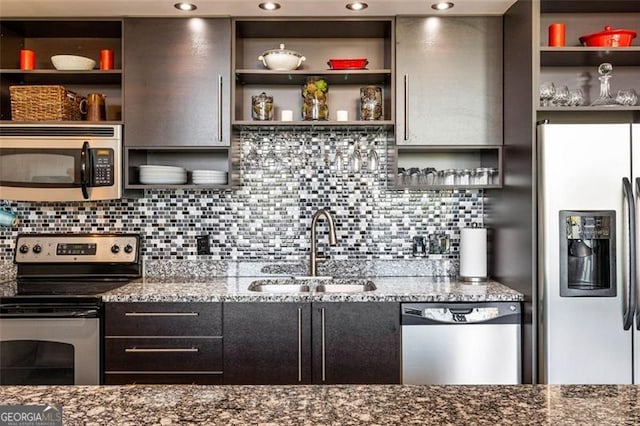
<box><xmin>81</xmin><ymin>93</ymin><xmax>107</xmax><ymax>121</ymax></box>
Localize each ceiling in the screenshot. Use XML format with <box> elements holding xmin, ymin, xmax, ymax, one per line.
<box><xmin>1</xmin><ymin>0</ymin><xmax>518</xmax><ymax>18</ymax></box>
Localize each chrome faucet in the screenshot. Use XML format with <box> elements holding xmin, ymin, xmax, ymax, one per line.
<box><xmin>310</xmin><ymin>208</ymin><xmax>337</xmax><ymax>277</ymax></box>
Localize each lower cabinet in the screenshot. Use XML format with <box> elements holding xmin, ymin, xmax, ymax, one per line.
<box><xmin>224</xmin><ymin>302</ymin><xmax>400</xmax><ymax>385</ymax></box>
<box><xmin>104</xmin><ymin>302</ymin><xmax>223</xmax><ymax>384</ymax></box>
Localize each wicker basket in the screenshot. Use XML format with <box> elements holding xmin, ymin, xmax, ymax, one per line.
<box><xmin>10</xmin><ymin>85</ymin><xmax>85</xmax><ymax>121</ymax></box>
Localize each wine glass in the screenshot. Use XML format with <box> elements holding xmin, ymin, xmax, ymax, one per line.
<box><xmin>366</xmin><ymin>134</ymin><xmax>379</xmax><ymax>172</ymax></box>
<box><xmin>539</xmin><ymin>82</ymin><xmax>556</xmax><ymax>107</ymax></box>
<box><xmin>349</xmin><ymin>137</ymin><xmax>362</xmax><ymax>173</ymax></box>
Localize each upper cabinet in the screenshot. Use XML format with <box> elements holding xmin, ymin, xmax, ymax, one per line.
<box><xmin>0</xmin><ymin>20</ymin><xmax>123</xmax><ymax>122</ymax></box>
<box><xmin>392</xmin><ymin>16</ymin><xmax>504</xmax><ymax>190</ymax></box>
<box><xmin>123</xmin><ymin>18</ymin><xmax>231</xmax><ymax>147</ymax></box>
<box><xmin>395</xmin><ymin>16</ymin><xmax>503</xmax><ymax>146</ymax></box>
<box><xmin>536</xmin><ymin>0</ymin><xmax>640</xmax><ymax>115</ymax></box>
<box><xmin>123</xmin><ymin>18</ymin><xmax>235</xmax><ymax>190</ymax></box>
<box><xmin>232</xmin><ymin>19</ymin><xmax>394</xmax><ymax>126</ymax></box>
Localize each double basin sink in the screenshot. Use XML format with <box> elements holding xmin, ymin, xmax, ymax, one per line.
<box><xmin>248</xmin><ymin>277</ymin><xmax>376</xmax><ymax>294</ymax></box>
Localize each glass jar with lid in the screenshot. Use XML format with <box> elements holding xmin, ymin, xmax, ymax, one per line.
<box><xmin>251</xmin><ymin>92</ymin><xmax>274</xmax><ymax>121</ymax></box>
<box><xmin>301</xmin><ymin>77</ymin><xmax>329</xmax><ymax>120</ymax></box>
<box><xmin>360</xmin><ymin>86</ymin><xmax>383</xmax><ymax>120</ymax></box>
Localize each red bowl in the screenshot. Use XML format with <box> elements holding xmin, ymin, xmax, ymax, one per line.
<box><xmin>579</xmin><ymin>26</ymin><xmax>636</xmax><ymax>47</ymax></box>
<box><xmin>327</xmin><ymin>58</ymin><xmax>368</xmax><ymax>70</ymax></box>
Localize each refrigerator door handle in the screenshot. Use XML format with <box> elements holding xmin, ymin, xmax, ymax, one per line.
<box><xmin>623</xmin><ymin>177</ymin><xmax>636</xmax><ymax>331</ymax></box>
<box><xmin>635</xmin><ymin>178</ymin><xmax>640</xmax><ymax>330</ymax></box>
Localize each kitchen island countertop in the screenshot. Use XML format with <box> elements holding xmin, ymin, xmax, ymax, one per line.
<box><xmin>0</xmin><ymin>384</ymin><xmax>637</xmax><ymax>425</ymax></box>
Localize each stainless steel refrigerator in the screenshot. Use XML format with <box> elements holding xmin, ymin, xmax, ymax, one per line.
<box><xmin>538</xmin><ymin>122</ymin><xmax>640</xmax><ymax>384</ymax></box>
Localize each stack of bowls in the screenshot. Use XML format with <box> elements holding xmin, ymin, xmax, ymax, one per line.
<box><xmin>139</xmin><ymin>165</ymin><xmax>187</xmax><ymax>185</ymax></box>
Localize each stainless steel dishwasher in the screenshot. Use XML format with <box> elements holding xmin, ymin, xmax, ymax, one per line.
<box><xmin>401</xmin><ymin>302</ymin><xmax>521</xmax><ymax>384</ymax></box>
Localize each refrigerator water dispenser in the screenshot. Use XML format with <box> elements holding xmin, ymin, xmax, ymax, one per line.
<box><xmin>559</xmin><ymin>211</ymin><xmax>616</xmax><ymax>297</ymax></box>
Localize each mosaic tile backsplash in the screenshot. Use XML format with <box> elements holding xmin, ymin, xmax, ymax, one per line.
<box><xmin>0</xmin><ymin>128</ymin><xmax>483</xmax><ymax>273</ymax></box>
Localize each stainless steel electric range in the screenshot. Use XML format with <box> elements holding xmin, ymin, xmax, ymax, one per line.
<box><xmin>0</xmin><ymin>233</ymin><xmax>141</xmax><ymax>385</ymax></box>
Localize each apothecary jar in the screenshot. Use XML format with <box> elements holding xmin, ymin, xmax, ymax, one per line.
<box><xmin>301</xmin><ymin>77</ymin><xmax>329</xmax><ymax>120</ymax></box>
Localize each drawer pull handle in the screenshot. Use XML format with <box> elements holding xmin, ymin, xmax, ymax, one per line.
<box><xmin>125</xmin><ymin>347</ymin><xmax>199</xmax><ymax>353</ymax></box>
<box><xmin>124</xmin><ymin>312</ymin><xmax>199</xmax><ymax>317</ymax></box>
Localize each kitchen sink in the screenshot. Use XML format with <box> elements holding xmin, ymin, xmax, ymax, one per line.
<box><xmin>247</xmin><ymin>278</ymin><xmax>376</xmax><ymax>293</ymax></box>
<box><xmin>247</xmin><ymin>283</ymin><xmax>311</xmax><ymax>293</ymax></box>
<box><xmin>315</xmin><ymin>282</ymin><xmax>376</xmax><ymax>293</ymax></box>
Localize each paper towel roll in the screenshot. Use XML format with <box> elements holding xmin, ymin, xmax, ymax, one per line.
<box><xmin>460</xmin><ymin>227</ymin><xmax>487</xmax><ymax>282</ymax></box>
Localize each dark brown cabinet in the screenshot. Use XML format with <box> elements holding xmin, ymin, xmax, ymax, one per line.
<box><xmin>224</xmin><ymin>302</ymin><xmax>400</xmax><ymax>385</ymax></box>
<box><xmin>123</xmin><ymin>18</ymin><xmax>235</xmax><ymax>190</ymax></box>
<box><xmin>123</xmin><ymin>18</ymin><xmax>230</xmax><ymax>147</ymax></box>
<box><xmin>104</xmin><ymin>302</ymin><xmax>223</xmax><ymax>384</ymax></box>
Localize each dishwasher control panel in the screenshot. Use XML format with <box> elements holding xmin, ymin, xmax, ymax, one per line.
<box><xmin>401</xmin><ymin>302</ymin><xmax>520</xmax><ymax>325</ymax></box>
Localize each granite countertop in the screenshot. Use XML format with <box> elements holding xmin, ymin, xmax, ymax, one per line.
<box><xmin>0</xmin><ymin>384</ymin><xmax>637</xmax><ymax>425</ymax></box>
<box><xmin>100</xmin><ymin>276</ymin><xmax>523</xmax><ymax>303</ymax></box>
<box><xmin>0</xmin><ymin>276</ymin><xmax>523</xmax><ymax>302</ymax></box>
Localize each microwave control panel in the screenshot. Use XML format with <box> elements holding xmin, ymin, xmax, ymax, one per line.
<box><xmin>90</xmin><ymin>148</ymin><xmax>114</xmax><ymax>186</ymax></box>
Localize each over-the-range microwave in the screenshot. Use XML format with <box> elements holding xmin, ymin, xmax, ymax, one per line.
<box><xmin>0</xmin><ymin>124</ymin><xmax>123</xmax><ymax>202</ymax></box>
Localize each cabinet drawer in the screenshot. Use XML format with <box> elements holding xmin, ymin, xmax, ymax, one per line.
<box><xmin>105</xmin><ymin>337</ymin><xmax>223</xmax><ymax>372</ymax></box>
<box><xmin>104</xmin><ymin>373</ymin><xmax>223</xmax><ymax>385</ymax></box>
<box><xmin>105</xmin><ymin>302</ymin><xmax>222</xmax><ymax>336</ymax></box>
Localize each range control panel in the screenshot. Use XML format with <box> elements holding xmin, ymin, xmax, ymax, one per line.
<box><xmin>15</xmin><ymin>234</ymin><xmax>139</xmax><ymax>263</ymax></box>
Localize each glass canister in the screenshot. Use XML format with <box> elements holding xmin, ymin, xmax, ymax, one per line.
<box><xmin>301</xmin><ymin>77</ymin><xmax>329</xmax><ymax>120</ymax></box>
<box><xmin>360</xmin><ymin>86</ymin><xmax>382</xmax><ymax>120</ymax></box>
<box><xmin>251</xmin><ymin>92</ymin><xmax>274</xmax><ymax>120</ymax></box>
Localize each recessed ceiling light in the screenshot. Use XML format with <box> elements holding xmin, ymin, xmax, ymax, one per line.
<box><xmin>174</xmin><ymin>2</ymin><xmax>197</xmax><ymax>11</ymax></box>
<box><xmin>346</xmin><ymin>2</ymin><xmax>368</xmax><ymax>11</ymax></box>
<box><xmin>259</xmin><ymin>2</ymin><xmax>281</xmax><ymax>10</ymax></box>
<box><xmin>431</xmin><ymin>2</ymin><xmax>454</xmax><ymax>10</ymax></box>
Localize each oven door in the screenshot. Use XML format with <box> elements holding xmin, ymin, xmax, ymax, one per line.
<box><xmin>0</xmin><ymin>315</ymin><xmax>100</xmax><ymax>385</ymax></box>
<box><xmin>0</xmin><ymin>126</ymin><xmax>122</xmax><ymax>202</ymax></box>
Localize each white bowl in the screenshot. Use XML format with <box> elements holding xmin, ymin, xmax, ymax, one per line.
<box><xmin>51</xmin><ymin>55</ymin><xmax>96</xmax><ymax>71</ymax></box>
<box><xmin>258</xmin><ymin>44</ymin><xmax>305</xmax><ymax>71</ymax></box>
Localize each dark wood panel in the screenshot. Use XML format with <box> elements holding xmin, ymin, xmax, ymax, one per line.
<box><xmin>105</xmin><ymin>302</ymin><xmax>222</xmax><ymax>336</ymax></box>
<box><xmin>312</xmin><ymin>302</ymin><xmax>401</xmax><ymax>384</ymax></box>
<box><xmin>223</xmin><ymin>302</ymin><xmax>312</xmax><ymax>385</ymax></box>
<box><xmin>105</xmin><ymin>373</ymin><xmax>223</xmax><ymax>385</ymax></box>
<box><xmin>123</xmin><ymin>18</ymin><xmax>230</xmax><ymax>147</ymax></box>
<box><xmin>105</xmin><ymin>337</ymin><xmax>222</xmax><ymax>371</ymax></box>
<box><xmin>235</xmin><ymin>19</ymin><xmax>391</xmax><ymax>39</ymax></box>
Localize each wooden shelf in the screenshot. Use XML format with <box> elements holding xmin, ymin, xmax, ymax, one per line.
<box><xmin>1</xmin><ymin>69</ymin><xmax>122</xmax><ymax>85</ymax></box>
<box><xmin>233</xmin><ymin>120</ymin><xmax>393</xmax><ymax>128</ymax></box>
<box><xmin>127</xmin><ymin>183</ymin><xmax>233</xmax><ymax>190</ymax></box>
<box><xmin>537</xmin><ymin>105</ymin><xmax>639</xmax><ymax>112</ymax></box>
<box><xmin>235</xmin><ymin>69</ymin><xmax>391</xmax><ymax>86</ymax></box>
<box><xmin>393</xmin><ymin>184</ymin><xmax>502</xmax><ymax>190</ymax></box>
<box><xmin>540</xmin><ymin>47</ymin><xmax>640</xmax><ymax>67</ymax></box>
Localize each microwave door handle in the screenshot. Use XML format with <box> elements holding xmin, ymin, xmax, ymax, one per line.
<box><xmin>80</xmin><ymin>141</ymin><xmax>90</xmax><ymax>199</ymax></box>
<box><xmin>623</xmin><ymin>177</ymin><xmax>636</xmax><ymax>331</ymax></box>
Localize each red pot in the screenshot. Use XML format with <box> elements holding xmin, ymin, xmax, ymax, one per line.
<box><xmin>579</xmin><ymin>25</ymin><xmax>636</xmax><ymax>47</ymax></box>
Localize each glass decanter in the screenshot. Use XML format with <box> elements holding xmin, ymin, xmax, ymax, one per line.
<box><xmin>591</xmin><ymin>63</ymin><xmax>618</xmax><ymax>107</ymax></box>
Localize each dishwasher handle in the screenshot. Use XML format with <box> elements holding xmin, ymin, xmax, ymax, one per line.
<box><xmin>402</xmin><ymin>302</ymin><xmax>521</xmax><ymax>325</ymax></box>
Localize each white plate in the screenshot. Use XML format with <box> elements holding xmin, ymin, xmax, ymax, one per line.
<box><xmin>193</xmin><ymin>178</ymin><xmax>227</xmax><ymax>184</ymax></box>
<box><xmin>139</xmin><ymin>165</ymin><xmax>186</xmax><ymax>172</ymax></box>
<box><xmin>140</xmin><ymin>176</ymin><xmax>187</xmax><ymax>185</ymax></box>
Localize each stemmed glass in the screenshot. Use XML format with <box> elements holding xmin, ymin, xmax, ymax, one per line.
<box><xmin>366</xmin><ymin>133</ymin><xmax>379</xmax><ymax>172</ymax></box>
<box><xmin>349</xmin><ymin>135</ymin><xmax>362</xmax><ymax>173</ymax></box>
<box><xmin>243</xmin><ymin>131</ymin><xmax>260</xmax><ymax>167</ymax></box>
<box><xmin>539</xmin><ymin>82</ymin><xmax>556</xmax><ymax>107</ymax></box>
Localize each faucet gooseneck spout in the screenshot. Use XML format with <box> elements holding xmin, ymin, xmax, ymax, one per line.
<box><xmin>310</xmin><ymin>208</ymin><xmax>337</xmax><ymax>277</ymax></box>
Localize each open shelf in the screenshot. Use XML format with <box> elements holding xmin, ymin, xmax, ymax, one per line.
<box><xmin>235</xmin><ymin>69</ymin><xmax>391</xmax><ymax>86</ymax></box>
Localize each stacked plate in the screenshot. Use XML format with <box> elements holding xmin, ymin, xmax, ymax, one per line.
<box><xmin>192</xmin><ymin>169</ymin><xmax>228</xmax><ymax>185</ymax></box>
<box><xmin>139</xmin><ymin>165</ymin><xmax>187</xmax><ymax>185</ymax></box>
